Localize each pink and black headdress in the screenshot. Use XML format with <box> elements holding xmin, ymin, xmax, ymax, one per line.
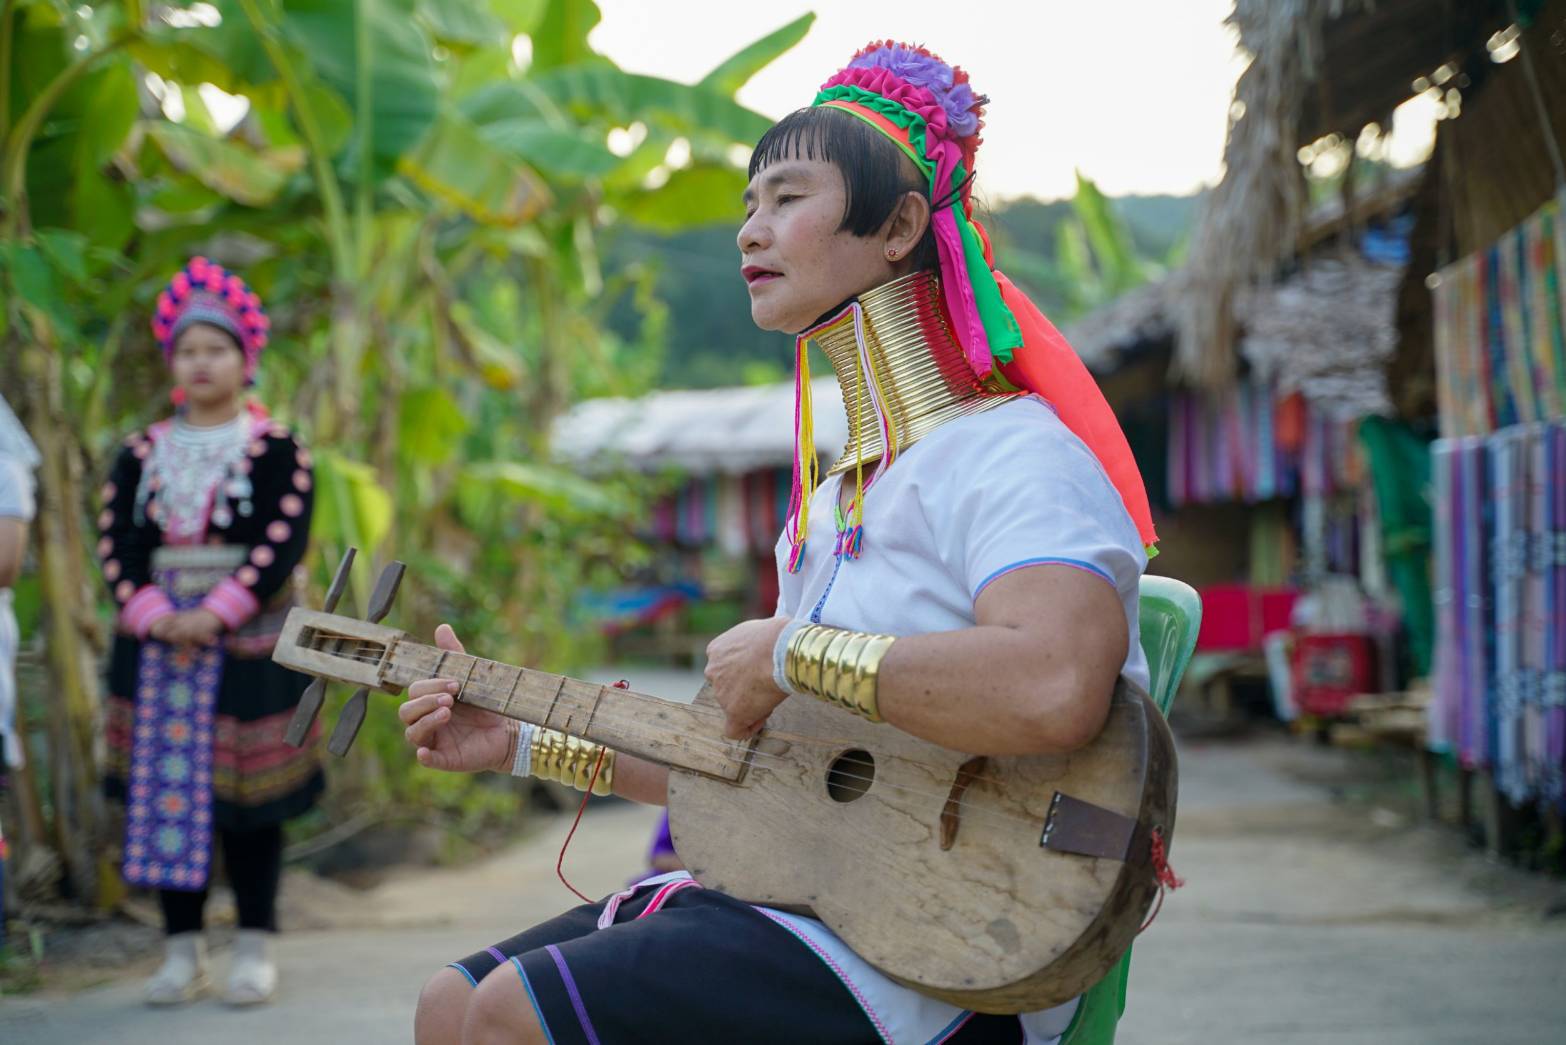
<box><xmin>151</xmin><ymin>256</ymin><xmax>271</xmax><ymax>384</ymax></box>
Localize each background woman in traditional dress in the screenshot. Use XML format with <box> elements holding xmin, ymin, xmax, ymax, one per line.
<box><xmin>96</xmin><ymin>257</ymin><xmax>321</xmax><ymax>1007</ymax></box>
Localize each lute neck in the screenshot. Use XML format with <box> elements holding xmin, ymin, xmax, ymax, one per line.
<box><xmin>383</xmin><ymin>640</ymin><xmax>750</xmax><ymax>782</ymax></box>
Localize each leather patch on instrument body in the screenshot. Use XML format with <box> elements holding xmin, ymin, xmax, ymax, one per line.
<box><xmin>1038</xmin><ymin>791</ymin><xmax>1151</xmax><ymax>864</ymax></box>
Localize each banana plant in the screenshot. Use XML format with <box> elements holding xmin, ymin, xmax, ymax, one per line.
<box><xmin>1</xmin><ymin>0</ymin><xmax>178</xmax><ymax>904</ymax></box>
<box><xmin>0</xmin><ymin>0</ymin><xmax>816</xmax><ymax>897</ymax></box>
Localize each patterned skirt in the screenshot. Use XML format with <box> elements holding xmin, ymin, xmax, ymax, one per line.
<box><xmin>104</xmin><ymin>552</ymin><xmax>323</xmax><ymax>835</ymax></box>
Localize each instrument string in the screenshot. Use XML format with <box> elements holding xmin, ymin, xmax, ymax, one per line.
<box><xmin>299</xmin><ymin>638</ymin><xmax>1103</xmax><ymax>837</ymax></box>
<box><xmin>316</xmin><ymin>639</ymin><xmax>1046</xmax><ymax>808</ymax></box>
<box><xmin>313</xmin><ymin>640</ymin><xmax>1052</xmax><ymax>813</ymax></box>
<box><xmin>319</xmin><ymin>654</ymin><xmax>1058</xmax><ymax>833</ymax></box>
<box><xmin>318</xmin><ymin>638</ymin><xmax>1036</xmax><ymax>798</ymax></box>
<box><xmin>318</xmin><ymin>638</ymin><xmax>1030</xmax><ymax>791</ymax></box>
<box><xmin>325</xmin><ymin>644</ymin><xmax>1044</xmax><ymax>812</ymax></box>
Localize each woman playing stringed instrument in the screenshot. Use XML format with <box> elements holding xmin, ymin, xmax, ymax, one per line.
<box><xmin>400</xmin><ymin>41</ymin><xmax>1158</xmax><ymax>1045</ymax></box>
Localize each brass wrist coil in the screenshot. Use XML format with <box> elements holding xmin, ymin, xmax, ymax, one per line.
<box><xmin>784</xmin><ymin>623</ymin><xmax>895</xmax><ymax>722</ymax></box>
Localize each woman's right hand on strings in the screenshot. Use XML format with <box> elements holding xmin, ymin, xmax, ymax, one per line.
<box><xmin>399</xmin><ymin>624</ymin><xmax>516</xmax><ymax>774</ymax></box>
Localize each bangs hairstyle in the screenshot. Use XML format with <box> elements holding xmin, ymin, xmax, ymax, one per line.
<box><xmin>172</xmin><ymin>319</ymin><xmax>246</xmax><ymax>357</ymax></box>
<box><xmin>749</xmin><ymin>107</ymin><xmax>941</xmax><ymax>270</ymax></box>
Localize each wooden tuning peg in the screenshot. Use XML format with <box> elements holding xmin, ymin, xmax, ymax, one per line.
<box><xmin>327</xmin><ymin>686</ymin><xmax>371</xmax><ymax>757</ymax></box>
<box><xmin>367</xmin><ymin>561</ymin><xmax>406</xmax><ymax>623</ymax></box>
<box><xmin>284</xmin><ymin>548</ymin><xmax>358</xmax><ymax>749</ymax></box>
<box><xmin>285</xmin><ymin>677</ymin><xmax>328</xmax><ymax>749</ymax></box>
<box><xmin>323</xmin><ymin>547</ymin><xmax>357</xmax><ymax>613</ymax></box>
<box><xmin>323</xmin><ymin>562</ymin><xmax>405</xmax><ymax>757</ymax></box>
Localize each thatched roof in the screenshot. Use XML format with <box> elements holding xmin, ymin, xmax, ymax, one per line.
<box><xmin>551</xmin><ymin>379</ymin><xmax>847</xmax><ymax>476</ymax></box>
<box><xmin>1237</xmin><ymin>255</ymin><xmax>1402</xmax><ymax>419</ymax></box>
<box><xmin>1066</xmin><ymin>161</ymin><xmax>1417</xmax><ymax>379</ymax></box>
<box><xmin>1064</xmin><ymin>252</ymin><xmax>1400</xmax><ymax>418</ymax></box>
<box><xmin>1061</xmin><ymin>277</ymin><xmax>1174</xmax><ymax>375</ymax></box>
<box><xmin>1176</xmin><ymin>0</ymin><xmax>1514</xmax><ymax>388</ymax></box>
<box><xmin>1068</xmin><ymin>157</ymin><xmax>1413</xmax><ymax>416</ymax></box>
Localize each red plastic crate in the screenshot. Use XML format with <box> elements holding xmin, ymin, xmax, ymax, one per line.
<box><xmin>1291</xmin><ymin>633</ymin><xmax>1376</xmax><ymax>717</ymax></box>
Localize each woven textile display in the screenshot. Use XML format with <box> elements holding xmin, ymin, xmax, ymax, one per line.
<box><xmin>1429</xmin><ymin>193</ymin><xmax>1566</xmax><ymax>807</ymax></box>
<box><xmin>1166</xmin><ymin>380</ymin><xmax>1363</xmax><ymax>506</ymax></box>
<box><xmin>648</xmin><ymin>469</ymin><xmax>793</xmax><ymax>555</ymax></box>
<box><xmin>1432</xmin><ymin>192</ymin><xmax>1566</xmax><ymax>439</ymax></box>
<box><xmin>1429</xmin><ymin>425</ymin><xmax>1565</xmax><ymax>806</ymax></box>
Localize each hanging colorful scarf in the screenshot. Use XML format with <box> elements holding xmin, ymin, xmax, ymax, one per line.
<box><xmin>781</xmin><ymin>42</ymin><xmax>1156</xmax><ymax>571</ymax></box>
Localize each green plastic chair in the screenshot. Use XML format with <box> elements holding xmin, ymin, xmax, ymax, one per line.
<box><xmin>1059</xmin><ymin>574</ymin><xmax>1201</xmax><ymax>1045</ymax></box>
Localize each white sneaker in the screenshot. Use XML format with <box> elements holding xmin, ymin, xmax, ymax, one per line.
<box><xmin>143</xmin><ymin>932</ymin><xmax>208</xmax><ymax>1006</ymax></box>
<box><xmin>222</xmin><ymin>929</ymin><xmax>278</xmax><ymax>1006</ymax></box>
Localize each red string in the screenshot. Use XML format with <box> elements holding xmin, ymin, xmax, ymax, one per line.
<box><xmin>1150</xmin><ymin>827</ymin><xmax>1184</xmax><ymax>889</ymax></box>
<box><xmin>1138</xmin><ymin>827</ymin><xmax>1184</xmax><ymax>934</ymax></box>
<box><xmin>554</xmin><ymin>681</ymin><xmax>630</xmax><ymax>903</ymax></box>
<box><xmin>554</xmin><ymin>750</ymin><xmax>607</xmax><ymax>903</ymax></box>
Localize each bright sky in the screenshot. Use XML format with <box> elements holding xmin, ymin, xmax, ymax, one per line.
<box><xmin>591</xmin><ymin>0</ymin><xmax>1249</xmax><ymax>203</ymax></box>
<box><xmin>175</xmin><ymin>1</ymin><xmax>1439</xmax><ymax>204</ymax></box>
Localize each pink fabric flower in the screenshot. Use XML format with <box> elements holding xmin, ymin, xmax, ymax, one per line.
<box><xmin>846</xmin><ymin>43</ymin><xmax>981</xmax><ymax>137</ymax></box>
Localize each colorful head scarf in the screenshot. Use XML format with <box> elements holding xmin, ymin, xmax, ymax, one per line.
<box><xmin>803</xmin><ymin>41</ymin><xmax>1158</xmax><ymax>553</ymax></box>
<box><xmin>151</xmin><ymin>256</ymin><xmax>271</xmax><ymax>384</ymax></box>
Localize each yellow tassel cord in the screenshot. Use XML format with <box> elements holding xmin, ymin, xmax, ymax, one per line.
<box><xmin>787</xmin><ymin>333</ymin><xmax>819</xmax><ymax>572</ymax></box>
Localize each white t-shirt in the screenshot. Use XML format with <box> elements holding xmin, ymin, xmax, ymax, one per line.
<box><xmin>765</xmin><ymin>395</ymin><xmax>1149</xmax><ymax>1043</ymax></box>
<box><xmin>1</xmin><ymin>453</ymin><xmax>37</xmax><ymax>769</ymax></box>
<box><xmin>0</xmin><ymin>454</ymin><xmax>34</xmax><ymax>525</ymax></box>
<box><xmin>777</xmin><ymin>395</ymin><xmax>1148</xmax><ymax>686</ymax></box>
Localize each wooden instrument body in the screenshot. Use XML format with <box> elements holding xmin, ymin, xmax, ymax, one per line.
<box><xmin>271</xmin><ymin>607</ymin><xmax>1177</xmax><ymax>1015</ymax></box>
<box><xmin>669</xmin><ymin>678</ymin><xmax>1177</xmax><ymax>1014</ymax></box>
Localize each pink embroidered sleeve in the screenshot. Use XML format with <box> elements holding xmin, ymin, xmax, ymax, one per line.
<box><xmin>200</xmin><ymin>577</ymin><xmax>260</xmax><ymax>631</ymax></box>
<box><xmin>121</xmin><ymin>584</ymin><xmax>176</xmax><ymax>639</ymax></box>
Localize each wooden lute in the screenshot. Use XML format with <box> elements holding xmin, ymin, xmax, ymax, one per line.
<box><xmin>275</xmin><ymin>562</ymin><xmax>1177</xmax><ymax>1015</ymax></box>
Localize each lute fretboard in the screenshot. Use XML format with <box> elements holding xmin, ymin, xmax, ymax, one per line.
<box><xmin>381</xmin><ymin>641</ymin><xmax>751</xmax><ymax>781</ymax></box>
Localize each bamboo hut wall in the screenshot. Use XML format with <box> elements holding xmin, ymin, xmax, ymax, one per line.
<box><xmin>1099</xmin><ymin>345</ymin><xmax>1174</xmax><ymax>411</ymax></box>
<box><xmin>1390</xmin><ymin>0</ymin><xmax>1566</xmax><ymax>421</ymax></box>
<box><xmin>1436</xmin><ymin>1</ymin><xmax>1566</xmax><ymax>257</ymax></box>
<box><xmin>1238</xmin><ymin>255</ymin><xmax>1402</xmax><ymax>420</ymax></box>
<box><xmin>1388</xmin><ymin>152</ymin><xmax>1444</xmax><ymax>421</ymax></box>
<box><xmin>1145</xmin><ymin>503</ymin><xmax>1257</xmax><ymax>588</ymax></box>
<box><xmin>1298</xmin><ymin>0</ymin><xmax>1513</xmax><ymax>143</ymax></box>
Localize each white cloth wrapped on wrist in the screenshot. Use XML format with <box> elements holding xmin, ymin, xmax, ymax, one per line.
<box><xmin>771</xmin><ymin>617</ymin><xmax>808</xmax><ymax>697</ymax></box>
<box><xmin>510</xmin><ymin>721</ymin><xmax>538</xmax><ymax>778</ymax></box>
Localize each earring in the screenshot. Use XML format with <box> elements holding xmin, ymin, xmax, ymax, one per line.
<box><xmin>886</xmin><ymin>247</ymin><xmax>899</xmax><ymax>260</ymax></box>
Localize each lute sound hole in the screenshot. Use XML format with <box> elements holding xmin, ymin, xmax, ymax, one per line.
<box><xmin>826</xmin><ymin>749</ymin><xmax>876</xmax><ymax>803</ymax></box>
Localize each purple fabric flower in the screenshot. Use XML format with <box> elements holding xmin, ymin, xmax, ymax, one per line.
<box><xmin>848</xmin><ymin>44</ymin><xmax>980</xmax><ymax>137</ymax></box>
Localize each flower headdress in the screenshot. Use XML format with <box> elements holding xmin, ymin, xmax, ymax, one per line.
<box><xmin>151</xmin><ymin>256</ymin><xmax>271</xmax><ymax>384</ymax></box>
<box><xmin>782</xmin><ymin>42</ymin><xmax>1158</xmax><ymax>571</ymax></box>
<box><xmin>816</xmin><ymin>42</ymin><xmax>1009</xmax><ymax>376</ymax></box>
